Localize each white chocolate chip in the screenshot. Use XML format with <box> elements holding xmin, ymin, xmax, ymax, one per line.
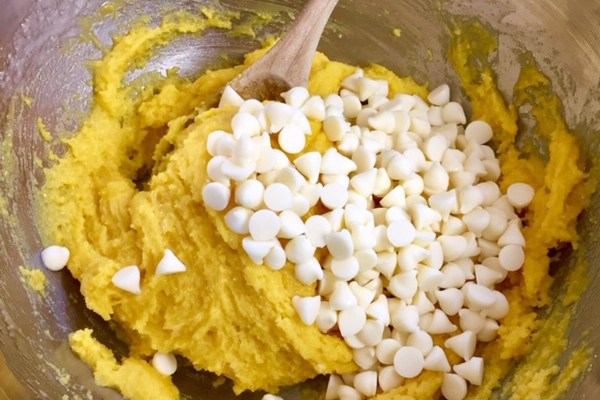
<box><xmin>239</xmin><ymin>99</ymin><xmax>263</xmax><ymax>116</ymax></box>
<box><xmin>477</xmin><ymin>319</ymin><xmax>499</xmax><ymax>342</ymax></box>
<box><xmin>497</xmin><ymin>219</ymin><xmax>526</xmax><ymax>247</ymax></box>
<box><xmin>343</xmin><ymin>95</ymin><xmax>362</xmax><ymax>119</ymax></box>
<box><xmin>152</xmin><ymin>352</ymin><xmax>177</xmax><ymax>376</ymax></box>
<box><xmin>293</xmin><ymin>295</ymin><xmax>321</xmax><ymax>325</ymax></box>
<box><xmin>439</xmin><ymin>263</ymin><xmax>467</xmax><ymax>289</ymax></box>
<box><xmin>366</xmin><ymin>294</ymin><xmax>390</xmax><ymax>325</ymax></box>
<box><xmin>391</xmin><ymin>304</ymin><xmax>420</xmax><ymax>333</ymax></box>
<box><xmin>321</xmin><ymin>182</ymin><xmax>349</xmax><ymax>209</ymax></box>
<box><xmin>278</xmin><ymin>210</ymin><xmax>306</xmax><ymax>239</ymax></box>
<box><xmin>326</xmin><ymin>374</ymin><xmax>344</xmax><ymax>400</ymax></box>
<box><xmin>264</xmin><ymin>244</ymin><xmax>287</xmax><ymax>271</ymax></box>
<box><xmin>463</xmin><ymin>283</ymin><xmax>496</xmax><ymax>311</ymax></box>
<box><xmin>369</xmin><ymin>111</ymin><xmax>396</xmax><ymax>133</ymax></box>
<box><xmin>294</xmin><ymin>152</ymin><xmax>322</xmax><ymax>183</ymax></box>
<box><xmin>506</xmin><ymin>182</ymin><xmax>535</xmax><ymax>209</ymax></box>
<box><xmin>324</xmin><ymin>208</ymin><xmax>345</xmax><ymax>232</ymax></box>
<box><xmin>353</xmin><ymin>146</ymin><xmax>377</xmax><ymax>173</ymax></box>
<box><xmin>264</xmin><ymin>102</ymin><xmax>294</xmax><ymax>133</ymax></box>
<box><xmin>242</xmin><ymin>238</ymin><xmax>274</xmax><ymax>265</ymax></box>
<box><xmin>428</xmin><ymin>190</ymin><xmax>458</xmax><ymax>219</ymax></box>
<box><xmin>248</xmin><ymin>210</ymin><xmax>281</xmax><ymax>241</ymax></box>
<box><xmin>353</xmin><ymin>370</ymin><xmax>378</xmax><ymax>397</ymax></box>
<box><xmin>464</xmin><ymin>120</ymin><xmax>493</xmax><ymax>144</ymax></box>
<box><xmin>458</xmin><ymin>185</ymin><xmax>484</xmax><ymax>214</ymax></box>
<box><xmin>338</xmin><ymin>306</ymin><xmax>367</xmax><ymax>337</ymax></box>
<box><xmin>349</xmin><ymin>281</ymin><xmax>376</xmax><ymax>308</ymax></box>
<box><xmin>281</xmin><ymin>86</ymin><xmax>310</xmax><ymax>108</ymax></box>
<box><xmin>41</xmin><ymin>245</ymin><xmax>70</xmax><ymax>271</ymax></box>
<box><xmin>264</xmin><ymin>183</ymin><xmax>293</xmax><ymax>212</ymax></box>
<box><xmin>330</xmin><ymin>257</ymin><xmax>360</xmax><ymax>281</ymax></box>
<box><xmin>337</xmin><ymin>385</ymin><xmax>362</xmax><ymax>400</ymax></box>
<box><xmin>413</xmin><ymin>291</ymin><xmax>436</xmax><ymax>315</ymax></box>
<box><xmin>484</xmin><ymin>290</ymin><xmax>509</xmax><ymax>320</ymax></box>
<box><xmin>407</xmin><ymin>330</ymin><xmax>433</xmax><ymax>356</ymax></box>
<box><xmin>349</xmin><ymin>168</ymin><xmax>377</xmax><ymax>197</ymax></box>
<box><xmin>233</xmin><ymin>134</ymin><xmax>260</xmax><ymax>164</ymax></box>
<box><xmin>411</xmin><ymin>203</ymin><xmax>441</xmax><ymax>230</ymax></box>
<box><xmin>423</xmin><ymin>134</ymin><xmax>449</xmax><ymax>162</ymax></box>
<box><xmin>462</xmin><ymin>207</ymin><xmax>490</xmax><ymax>237</ymax></box>
<box><xmin>454</xmin><ymin>357</ymin><xmax>484</xmax><ymax>385</ymax></box>
<box><xmin>386</xmin><ymin>154</ymin><xmax>414</xmax><ymax>180</ymax></box>
<box><xmin>498</xmin><ymin>244</ymin><xmax>525</xmax><ymax>271</ymax></box>
<box><xmin>112</xmin><ymin>265</ymin><xmax>141</xmax><ymax>294</ymax></box>
<box><xmin>330</xmin><ymin>281</ymin><xmax>358</xmax><ymax>310</ymax></box>
<box><xmin>343</xmin><ymin>335</ymin><xmax>370</xmax><ymax>350</ymax></box>
<box><xmin>445</xmin><ymin>330</ymin><xmax>477</xmax><ymax>361</ymax></box>
<box><xmin>374</xmin><ymin>168</ymin><xmax>392</xmax><ymax>197</ymax></box>
<box><xmin>442</xmin><ymin>102</ymin><xmax>467</xmax><ymax>125</ymax></box>
<box><xmin>423</xmin><ymin>162</ymin><xmax>450</xmax><ymax>194</ymax></box>
<box><xmin>324</xmin><ymin>115</ymin><xmax>350</xmax><ymax>141</ymax></box>
<box><xmin>321</xmin><ymin>149</ymin><xmax>357</xmax><ymax>176</ymax></box>
<box><xmin>326</xmin><ymin>230</ymin><xmax>355</xmax><ymax>260</ymax></box>
<box><xmin>231</xmin><ymin>112</ymin><xmax>261</xmax><ymax>138</ymax></box>
<box><xmin>338</xmin><ymin>129</ymin><xmax>361</xmax><ymax>155</ymax></box>
<box><xmin>477</xmin><ymin>181</ymin><xmax>502</xmax><ymax>206</ymax></box>
<box><xmin>376</xmin><ymin>338</ymin><xmax>402</xmax><ymax>365</ymax></box>
<box><xmin>262</xmin><ymin>395</ymin><xmax>284</xmax><ymax>400</ymax></box>
<box><xmin>303</xmin><ymin>215</ymin><xmax>332</xmax><ymax>248</ymax></box>
<box><xmin>473</xmin><ymin>263</ymin><xmax>503</xmax><ymax>287</ymax></box>
<box><xmin>352</xmin><ymin>346</ymin><xmax>377</xmax><ymax>368</ymax></box>
<box><xmin>428</xmin><ymin>84</ymin><xmax>450</xmax><ymax>106</ymax></box>
<box><xmin>219</xmin><ymin>85</ymin><xmax>244</xmax><ymax>108</ymax></box>
<box><xmin>295</xmin><ymin>257</ymin><xmax>324</xmax><ymax>285</ymax></box>
<box><xmin>441</xmin><ymin>373</ymin><xmax>468</xmax><ymax>400</ymax></box>
<box><xmin>202</xmin><ymin>181</ymin><xmax>231</xmax><ymax>211</ymax></box>
<box><xmin>357</xmin><ymin>319</ymin><xmax>385</xmax><ymax>347</ymax></box>
<box><xmin>393</xmin><ymin>346</ymin><xmax>425</xmax><ymax>378</ymax></box>
<box><xmin>292</xmin><ymin>195</ymin><xmax>310</xmax><ymax>217</ymax></box>
<box><xmin>285</xmin><ymin>235</ymin><xmax>316</xmax><ymax>264</ymax></box>
<box><xmin>437</xmin><ymin>235</ymin><xmax>468</xmax><ymax>262</ymax></box>
<box><xmin>206</xmin><ymin>155</ymin><xmax>229</xmax><ymax>184</ymax></box>
<box><xmin>354</xmin><ymin>249</ymin><xmax>378</xmax><ymax>272</ymax></box>
<box><xmin>278</xmin><ymin>124</ymin><xmax>306</xmax><ymax>154</ymax></box>
<box><xmin>155</xmin><ymin>249</ymin><xmax>187</xmax><ymax>276</ymax></box>
<box><xmin>316</xmin><ymin>301</ymin><xmax>338</xmax><ymax>333</ymax></box>
<box><xmin>493</xmin><ymin>195</ymin><xmax>518</xmax><ymax>219</ymax></box>
<box><xmin>426</xmin><ymin>309</ymin><xmax>457</xmax><ymax>334</ymax></box>
<box><xmin>379</xmin><ymin>365</ymin><xmax>405</xmax><ymax>392</ymax></box>
<box><xmin>482</xmin><ymin>208</ymin><xmax>508</xmax><ymax>241</ymax></box>
<box><xmin>208</xmin><ymin>131</ymin><xmax>235</xmax><ymax>158</ymax></box>
<box><xmin>302</xmin><ymin>96</ymin><xmax>326</xmax><ymax>121</ymax></box>
<box><xmin>424</xmin><ymin>345</ymin><xmax>451</xmax><ymax>372</ymax></box>
<box><xmin>435</xmin><ymin>288</ymin><xmax>464</xmax><ymax>316</ymax></box>
<box><xmin>235</xmin><ymin>179</ymin><xmax>264</xmax><ymax>210</ymax></box>
<box><xmin>458</xmin><ymin>308</ymin><xmax>487</xmax><ymax>333</ymax></box>
<box><xmin>428</xmin><ymin>106</ymin><xmax>445</xmax><ymax>127</ymax></box>
<box><xmin>417</xmin><ymin>266</ymin><xmax>443</xmax><ymax>292</ymax></box>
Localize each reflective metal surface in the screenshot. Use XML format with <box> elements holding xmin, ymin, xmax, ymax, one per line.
<box><xmin>1</xmin><ymin>0</ymin><xmax>599</xmax><ymax>398</ymax></box>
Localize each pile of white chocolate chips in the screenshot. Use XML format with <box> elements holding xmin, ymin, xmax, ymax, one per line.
<box><xmin>202</xmin><ymin>70</ymin><xmax>534</xmax><ymax>400</ymax></box>
<box><xmin>40</xmin><ymin>70</ymin><xmax>535</xmax><ymax>400</ymax></box>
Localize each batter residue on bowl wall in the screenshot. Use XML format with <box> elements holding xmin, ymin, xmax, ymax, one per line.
<box><xmin>37</xmin><ymin>5</ymin><xmax>594</xmax><ymax>400</ymax></box>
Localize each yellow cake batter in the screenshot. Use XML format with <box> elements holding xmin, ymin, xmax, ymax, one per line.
<box><xmin>39</xmin><ymin>8</ymin><xmax>593</xmax><ymax>400</ymax></box>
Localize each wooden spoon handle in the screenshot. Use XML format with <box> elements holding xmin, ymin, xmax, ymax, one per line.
<box><xmin>266</xmin><ymin>0</ymin><xmax>339</xmax><ymax>87</ymax></box>
<box><xmin>231</xmin><ymin>0</ymin><xmax>339</xmax><ymax>100</ymax></box>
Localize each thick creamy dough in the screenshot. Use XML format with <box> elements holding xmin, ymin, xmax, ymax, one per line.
<box><xmin>40</xmin><ymin>10</ymin><xmax>593</xmax><ymax>400</ymax></box>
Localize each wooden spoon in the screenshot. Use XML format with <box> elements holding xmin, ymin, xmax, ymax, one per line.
<box><xmin>230</xmin><ymin>0</ymin><xmax>339</xmax><ymax>101</ymax></box>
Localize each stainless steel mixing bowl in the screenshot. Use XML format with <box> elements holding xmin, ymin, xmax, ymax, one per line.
<box><xmin>1</xmin><ymin>0</ymin><xmax>599</xmax><ymax>398</ymax></box>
